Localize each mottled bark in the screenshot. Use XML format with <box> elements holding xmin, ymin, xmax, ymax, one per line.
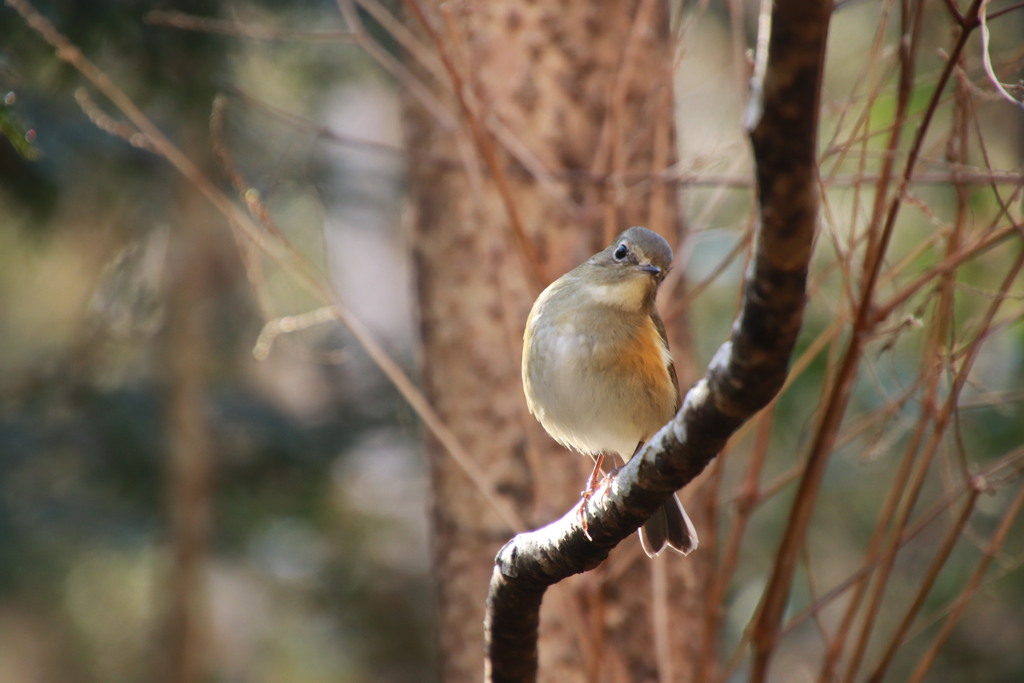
<box><xmin>403</xmin><ymin>1</ymin><xmax>695</xmax><ymax>681</ymax></box>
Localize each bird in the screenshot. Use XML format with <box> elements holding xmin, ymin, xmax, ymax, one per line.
<box><xmin>522</xmin><ymin>226</ymin><xmax>698</xmax><ymax>557</ymax></box>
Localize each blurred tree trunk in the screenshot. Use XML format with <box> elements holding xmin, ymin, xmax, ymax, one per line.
<box><xmin>164</xmin><ymin>188</ymin><xmax>214</xmax><ymax>683</ymax></box>
<box><xmin>403</xmin><ymin>2</ymin><xmax>712</xmax><ymax>681</ymax></box>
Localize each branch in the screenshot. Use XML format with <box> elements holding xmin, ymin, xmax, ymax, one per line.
<box><xmin>483</xmin><ymin>0</ymin><xmax>832</xmax><ymax>679</ymax></box>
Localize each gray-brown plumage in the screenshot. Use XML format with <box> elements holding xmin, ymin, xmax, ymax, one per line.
<box><xmin>522</xmin><ymin>226</ymin><xmax>697</xmax><ymax>556</ymax></box>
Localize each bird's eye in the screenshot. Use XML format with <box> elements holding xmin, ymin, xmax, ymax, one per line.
<box><xmin>613</xmin><ymin>243</ymin><xmax>629</xmax><ymax>261</ymax></box>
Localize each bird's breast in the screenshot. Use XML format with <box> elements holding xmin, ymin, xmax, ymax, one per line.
<box><xmin>523</xmin><ymin>296</ymin><xmax>676</xmax><ymax>458</ymax></box>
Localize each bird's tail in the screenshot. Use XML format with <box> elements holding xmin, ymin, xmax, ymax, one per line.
<box><xmin>639</xmin><ymin>492</ymin><xmax>698</xmax><ymax>557</ymax></box>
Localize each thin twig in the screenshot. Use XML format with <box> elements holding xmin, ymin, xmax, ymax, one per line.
<box><xmin>906</xmin><ymin>483</ymin><xmax>1024</xmax><ymax>683</ymax></box>
<box><xmin>400</xmin><ymin>0</ymin><xmax>547</xmax><ymax>290</ymax></box>
<box><xmin>866</xmin><ymin>485</ymin><xmax>982</xmax><ymax>682</ymax></box>
<box><xmin>778</xmin><ymin>445</ymin><xmax>1024</xmax><ymax>640</ymax></box>
<box><xmin>842</xmin><ymin>240</ymin><xmax>1024</xmax><ymax>683</ymax></box>
<box><xmin>146</xmin><ymin>9</ymin><xmax>355</xmax><ymax>42</ymax></box>
<box><xmin>699</xmin><ymin>408</ymin><xmax>773</xmax><ymax>683</ymax></box>
<box><xmin>751</xmin><ymin>3</ymin><xmax>987</xmax><ymax>676</ymax></box>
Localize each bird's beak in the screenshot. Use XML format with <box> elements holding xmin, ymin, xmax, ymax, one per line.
<box><xmin>639</xmin><ymin>263</ymin><xmax>661</xmax><ymax>276</ymax></box>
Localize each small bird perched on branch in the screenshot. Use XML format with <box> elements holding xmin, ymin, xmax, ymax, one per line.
<box><xmin>522</xmin><ymin>226</ymin><xmax>698</xmax><ymax>557</ymax></box>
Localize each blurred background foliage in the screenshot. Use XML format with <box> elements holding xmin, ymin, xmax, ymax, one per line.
<box><xmin>0</xmin><ymin>0</ymin><xmax>1022</xmax><ymax>682</ymax></box>
<box><xmin>1</xmin><ymin>1</ymin><xmax>427</xmax><ymax>682</ymax></box>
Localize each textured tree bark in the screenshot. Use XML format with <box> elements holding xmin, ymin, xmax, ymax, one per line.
<box><xmin>402</xmin><ymin>1</ymin><xmax>700</xmax><ymax>680</ymax></box>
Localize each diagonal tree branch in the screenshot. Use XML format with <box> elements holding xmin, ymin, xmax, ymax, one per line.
<box><xmin>483</xmin><ymin>0</ymin><xmax>831</xmax><ymax>680</ymax></box>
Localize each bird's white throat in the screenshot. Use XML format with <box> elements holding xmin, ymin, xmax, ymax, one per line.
<box><xmin>582</xmin><ymin>276</ymin><xmax>652</xmax><ymax>312</ymax></box>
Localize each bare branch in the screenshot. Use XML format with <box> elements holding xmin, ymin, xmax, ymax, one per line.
<box><xmin>145</xmin><ymin>9</ymin><xmax>355</xmax><ymax>42</ymax></box>
<box><xmin>906</xmin><ymin>483</ymin><xmax>1024</xmax><ymax>683</ymax></box>
<box><xmin>750</xmin><ymin>2</ymin><xmax>991</xmax><ymax>678</ymax></box>
<box><xmin>401</xmin><ymin>0</ymin><xmax>548</xmax><ymax>289</ymax></box>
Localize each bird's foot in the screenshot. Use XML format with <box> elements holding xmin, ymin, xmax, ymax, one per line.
<box><xmin>577</xmin><ymin>453</ymin><xmax>609</xmax><ymax>541</ymax></box>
